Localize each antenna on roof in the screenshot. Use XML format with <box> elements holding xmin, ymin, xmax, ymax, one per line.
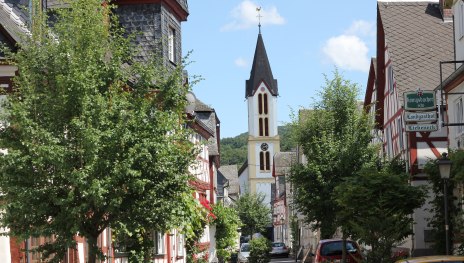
<box><xmin>256</xmin><ymin>7</ymin><xmax>262</xmax><ymax>34</ymax></box>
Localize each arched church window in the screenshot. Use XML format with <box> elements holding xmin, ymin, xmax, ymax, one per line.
<box><xmin>264</xmin><ymin>117</ymin><xmax>269</xmax><ymax>136</ymax></box>
<box><xmin>258</xmin><ymin>94</ymin><xmax>263</xmax><ymax>114</ymax></box>
<box><xmin>265</xmin><ymin>151</ymin><xmax>270</xmax><ymax>170</ymax></box>
<box><xmin>259</xmin><ymin>118</ymin><xmax>263</xmax><ymax>136</ymax></box>
<box><xmin>263</xmin><ymin>94</ymin><xmax>268</xmax><ymax>114</ymax></box>
<box><xmin>259</xmin><ymin>151</ymin><xmax>271</xmax><ymax>171</ymax></box>
<box><xmin>259</xmin><ymin>151</ymin><xmax>265</xmax><ymax>170</ymax></box>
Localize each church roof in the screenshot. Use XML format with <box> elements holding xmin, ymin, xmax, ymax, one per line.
<box><xmin>246</xmin><ymin>33</ymin><xmax>278</xmax><ymax>98</ymax></box>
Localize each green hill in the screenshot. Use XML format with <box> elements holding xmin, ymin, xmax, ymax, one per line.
<box><xmin>220</xmin><ymin>125</ymin><xmax>295</xmax><ymax>166</ymax></box>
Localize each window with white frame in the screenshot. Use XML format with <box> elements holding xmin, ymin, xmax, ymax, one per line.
<box><xmin>386</xmin><ymin>127</ymin><xmax>393</xmax><ymax>157</ymax></box>
<box><xmin>388</xmin><ymin>66</ymin><xmax>394</xmax><ymax>93</ymax></box>
<box><xmin>177</xmin><ymin>234</ymin><xmax>184</xmax><ymax>256</ymax></box>
<box><xmin>168</xmin><ymin>27</ymin><xmax>175</xmax><ymax>63</ymax></box>
<box><xmin>456</xmin><ymin>97</ymin><xmax>463</xmax><ymax>134</ymax></box>
<box><xmin>155</xmin><ymin>232</ymin><xmax>166</xmax><ymax>255</ymax></box>
<box><xmin>398</xmin><ymin>117</ymin><xmax>404</xmax><ymax>151</ymax></box>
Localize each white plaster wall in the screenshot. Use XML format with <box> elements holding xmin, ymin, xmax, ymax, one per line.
<box><xmin>209</xmin><ymin>225</ymin><xmax>216</xmax><ymax>263</ymax></box>
<box><xmin>416</xmin><ymin>142</ymin><xmax>447</xmax><ymax>169</ymax></box>
<box><xmin>0</xmin><ymin>228</ymin><xmax>11</xmax><ymax>263</ymax></box>
<box><xmin>411</xmin><ymin>179</ymin><xmax>434</xmax><ymax>250</ymax></box>
<box><xmin>256</xmin><ymin>182</ymin><xmax>272</xmax><ymax>207</ymax></box>
<box><xmin>239</xmin><ymin>167</ymin><xmax>249</xmax><ymax>194</ymax></box>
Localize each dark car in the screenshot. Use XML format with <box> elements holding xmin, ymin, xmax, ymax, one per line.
<box><xmin>270</xmin><ymin>242</ymin><xmax>289</xmax><ymax>257</ymax></box>
<box><xmin>312</xmin><ymin>239</ymin><xmax>363</xmax><ymax>263</ymax></box>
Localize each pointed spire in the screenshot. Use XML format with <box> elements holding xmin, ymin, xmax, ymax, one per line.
<box><xmin>245</xmin><ymin>32</ymin><xmax>278</xmax><ymax>98</ymax></box>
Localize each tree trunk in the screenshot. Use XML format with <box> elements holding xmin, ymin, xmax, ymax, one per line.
<box><xmin>87</xmin><ymin>235</ymin><xmax>99</xmax><ymax>263</ymax></box>
<box><xmin>341</xmin><ymin>237</ymin><xmax>347</xmax><ymax>263</ymax></box>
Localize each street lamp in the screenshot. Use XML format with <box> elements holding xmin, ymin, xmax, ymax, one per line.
<box><xmin>280</xmin><ymin>215</ymin><xmax>284</xmax><ymax>243</ymax></box>
<box><xmin>438</xmin><ymin>152</ymin><xmax>452</xmax><ymax>255</ymax></box>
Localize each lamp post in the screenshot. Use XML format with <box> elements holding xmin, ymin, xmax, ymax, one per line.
<box><xmin>438</xmin><ymin>152</ymin><xmax>452</xmax><ymax>255</ymax></box>
<box><xmin>280</xmin><ymin>215</ymin><xmax>284</xmax><ymax>243</ymax></box>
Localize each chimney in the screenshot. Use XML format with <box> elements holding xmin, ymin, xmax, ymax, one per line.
<box><xmin>439</xmin><ymin>0</ymin><xmax>453</xmax><ymax>22</ymax></box>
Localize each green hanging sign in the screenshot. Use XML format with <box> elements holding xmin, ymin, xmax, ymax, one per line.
<box><xmin>404</xmin><ymin>90</ymin><xmax>436</xmax><ymax>111</ymax></box>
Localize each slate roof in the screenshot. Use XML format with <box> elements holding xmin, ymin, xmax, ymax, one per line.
<box><xmin>0</xmin><ymin>0</ymin><xmax>29</xmax><ymax>44</ymax></box>
<box><xmin>378</xmin><ymin>2</ymin><xmax>454</xmax><ymax>100</ymax></box>
<box><xmin>218</xmin><ymin>165</ymin><xmax>239</xmax><ymax>198</ymax></box>
<box><xmin>273</xmin><ymin>152</ymin><xmax>296</xmax><ymax>177</ymax></box>
<box><xmin>246</xmin><ymin>33</ymin><xmax>278</xmax><ymax>98</ymax></box>
<box><xmin>193</xmin><ymin>96</ymin><xmax>220</xmax><ymax>156</ymax></box>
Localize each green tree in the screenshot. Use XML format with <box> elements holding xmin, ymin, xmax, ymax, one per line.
<box><xmin>424</xmin><ymin>150</ymin><xmax>464</xmax><ymax>255</ymax></box>
<box><xmin>335</xmin><ymin>159</ymin><xmax>427</xmax><ymax>263</ymax></box>
<box><xmin>249</xmin><ymin>237</ymin><xmax>272</xmax><ymax>263</ymax></box>
<box><xmin>212</xmin><ymin>203</ymin><xmax>241</xmax><ymax>263</ymax></box>
<box><xmin>290</xmin><ymin>69</ymin><xmax>376</xmax><ymax>239</ymax></box>
<box><xmin>0</xmin><ymin>1</ymin><xmax>198</xmax><ymax>262</ymax></box>
<box><xmin>234</xmin><ymin>192</ymin><xmax>271</xmax><ymax>238</ymax></box>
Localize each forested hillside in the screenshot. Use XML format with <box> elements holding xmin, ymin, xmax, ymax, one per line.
<box><xmin>220</xmin><ymin>125</ymin><xmax>295</xmax><ymax>166</ymax></box>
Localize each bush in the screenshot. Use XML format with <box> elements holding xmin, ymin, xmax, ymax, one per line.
<box><xmin>249</xmin><ymin>237</ymin><xmax>272</xmax><ymax>263</ymax></box>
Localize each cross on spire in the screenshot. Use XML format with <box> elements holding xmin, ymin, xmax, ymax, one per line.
<box><xmin>256</xmin><ymin>7</ymin><xmax>262</xmax><ymax>34</ymax></box>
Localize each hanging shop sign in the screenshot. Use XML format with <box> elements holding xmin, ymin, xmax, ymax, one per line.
<box><xmin>404</xmin><ymin>111</ymin><xmax>437</xmax><ymax>122</ymax></box>
<box><xmin>404</xmin><ymin>90</ymin><xmax>436</xmax><ymax>111</ymax></box>
<box><xmin>405</xmin><ymin>123</ymin><xmax>438</xmax><ymax>132</ymax></box>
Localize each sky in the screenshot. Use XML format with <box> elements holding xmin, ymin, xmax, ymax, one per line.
<box><xmin>182</xmin><ymin>0</ymin><xmax>378</xmax><ymax>138</ymax></box>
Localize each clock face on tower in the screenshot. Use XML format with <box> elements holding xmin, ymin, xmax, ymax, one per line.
<box><xmin>260</xmin><ymin>143</ymin><xmax>269</xmax><ymax>151</ymax></box>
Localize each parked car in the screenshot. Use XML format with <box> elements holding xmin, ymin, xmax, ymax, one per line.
<box><xmin>270</xmin><ymin>242</ymin><xmax>289</xmax><ymax>257</ymax></box>
<box><xmin>312</xmin><ymin>239</ymin><xmax>363</xmax><ymax>263</ymax></box>
<box><xmin>395</xmin><ymin>255</ymin><xmax>464</xmax><ymax>263</ymax></box>
<box><xmin>237</xmin><ymin>243</ymin><xmax>251</xmax><ymax>263</ymax></box>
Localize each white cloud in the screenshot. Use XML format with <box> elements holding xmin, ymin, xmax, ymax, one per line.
<box><xmin>221</xmin><ymin>0</ymin><xmax>285</xmax><ymax>31</ymax></box>
<box><xmin>235</xmin><ymin>57</ymin><xmax>248</xmax><ymax>68</ymax></box>
<box><xmin>344</xmin><ymin>20</ymin><xmax>375</xmax><ymax>37</ymax></box>
<box><xmin>321</xmin><ymin>20</ymin><xmax>374</xmax><ymax>73</ymax></box>
<box><xmin>322</xmin><ymin>35</ymin><xmax>370</xmax><ymax>72</ymax></box>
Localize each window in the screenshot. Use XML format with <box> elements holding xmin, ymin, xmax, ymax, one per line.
<box><xmin>155</xmin><ymin>232</ymin><xmax>166</xmax><ymax>255</ymax></box>
<box><xmin>265</xmin><ymin>151</ymin><xmax>270</xmax><ymax>170</ymax></box>
<box><xmin>259</xmin><ymin>151</ymin><xmax>264</xmax><ymax>170</ymax></box>
<box><xmin>264</xmin><ymin>117</ymin><xmax>269</xmax><ymax>136</ymax></box>
<box><xmin>168</xmin><ymin>27</ymin><xmax>175</xmax><ymax>62</ymax></box>
<box><xmin>388</xmin><ymin>66</ymin><xmax>394</xmax><ymax>93</ymax></box>
<box><xmin>257</xmin><ymin>93</ymin><xmax>269</xmax><ymax>136</ymax></box>
<box><xmin>259</xmin><ymin>151</ymin><xmax>270</xmax><ymax>171</ymax></box>
<box><xmin>263</xmin><ymin>94</ymin><xmax>268</xmax><ymax>114</ymax></box>
<box><xmin>177</xmin><ymin>234</ymin><xmax>184</xmax><ymax>256</ymax></box>
<box><xmin>398</xmin><ymin>117</ymin><xmax>404</xmax><ymax>151</ymax></box>
<box><xmin>456</xmin><ymin>97</ymin><xmax>463</xmax><ymax>134</ymax></box>
<box><xmin>386</xmin><ymin>127</ymin><xmax>393</xmax><ymax>158</ymax></box>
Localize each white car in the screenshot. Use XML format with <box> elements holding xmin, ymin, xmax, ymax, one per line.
<box><xmin>237</xmin><ymin>243</ymin><xmax>250</xmax><ymax>263</ymax></box>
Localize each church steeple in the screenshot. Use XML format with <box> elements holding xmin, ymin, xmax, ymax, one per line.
<box><xmin>245</xmin><ymin>33</ymin><xmax>278</xmax><ymax>98</ymax></box>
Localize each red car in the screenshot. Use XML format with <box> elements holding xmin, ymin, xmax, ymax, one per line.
<box><xmin>312</xmin><ymin>239</ymin><xmax>363</xmax><ymax>263</ymax></box>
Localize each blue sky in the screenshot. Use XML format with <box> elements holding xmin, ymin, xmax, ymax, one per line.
<box><xmin>182</xmin><ymin>1</ymin><xmax>378</xmax><ymax>138</ymax></box>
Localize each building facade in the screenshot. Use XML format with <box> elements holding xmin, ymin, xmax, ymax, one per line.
<box><xmin>364</xmin><ymin>0</ymin><xmax>453</xmax><ymax>256</ymax></box>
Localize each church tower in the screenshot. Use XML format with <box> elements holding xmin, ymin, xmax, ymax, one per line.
<box><xmin>240</xmin><ymin>28</ymin><xmax>280</xmax><ymax>207</ymax></box>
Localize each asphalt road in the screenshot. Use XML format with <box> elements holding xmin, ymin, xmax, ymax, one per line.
<box><xmin>271</xmin><ymin>257</ymin><xmax>298</xmax><ymax>263</ymax></box>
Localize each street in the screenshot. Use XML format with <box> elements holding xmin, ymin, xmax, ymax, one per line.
<box><xmin>271</xmin><ymin>257</ymin><xmax>297</xmax><ymax>263</ymax></box>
